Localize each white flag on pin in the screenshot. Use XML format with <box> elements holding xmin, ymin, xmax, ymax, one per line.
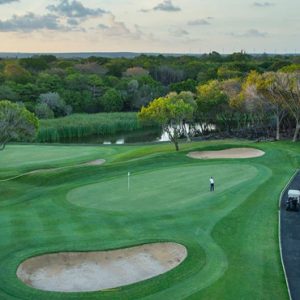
<box><xmin>128</xmin><ymin>172</ymin><xmax>130</xmax><ymax>191</ymax></box>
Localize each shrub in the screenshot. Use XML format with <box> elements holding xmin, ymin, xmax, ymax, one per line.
<box><xmin>35</xmin><ymin>103</ymin><xmax>54</xmax><ymax>119</ymax></box>
<box><xmin>38</xmin><ymin>92</ymin><xmax>72</xmax><ymax>117</ymax></box>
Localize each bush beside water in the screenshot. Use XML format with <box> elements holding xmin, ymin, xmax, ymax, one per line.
<box><xmin>36</xmin><ymin>113</ymin><xmax>150</xmax><ymax>143</ymax></box>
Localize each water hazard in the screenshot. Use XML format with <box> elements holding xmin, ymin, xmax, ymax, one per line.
<box><xmin>53</xmin><ymin>124</ymin><xmax>214</xmax><ymax>145</ymax></box>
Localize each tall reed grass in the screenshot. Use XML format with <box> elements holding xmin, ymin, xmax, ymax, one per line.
<box><xmin>37</xmin><ymin>113</ymin><xmax>150</xmax><ymax>143</ymax></box>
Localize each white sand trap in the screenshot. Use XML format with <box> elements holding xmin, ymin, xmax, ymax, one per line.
<box><xmin>187</xmin><ymin>147</ymin><xmax>265</xmax><ymax>159</ymax></box>
<box><xmin>17</xmin><ymin>242</ymin><xmax>187</xmax><ymax>293</ymax></box>
<box><xmin>81</xmin><ymin>159</ymin><xmax>106</xmax><ymax>166</ymax></box>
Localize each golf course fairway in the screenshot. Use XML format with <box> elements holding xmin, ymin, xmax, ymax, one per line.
<box><xmin>0</xmin><ymin>140</ymin><xmax>298</xmax><ymax>300</ymax></box>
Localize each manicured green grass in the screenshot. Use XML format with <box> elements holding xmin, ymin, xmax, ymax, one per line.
<box><xmin>68</xmin><ymin>164</ymin><xmax>259</xmax><ymax>213</ymax></box>
<box><xmin>0</xmin><ymin>140</ymin><xmax>299</xmax><ymax>299</ymax></box>
<box><xmin>36</xmin><ymin>113</ymin><xmax>152</xmax><ymax>143</ymax></box>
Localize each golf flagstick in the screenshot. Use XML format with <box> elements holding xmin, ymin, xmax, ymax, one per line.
<box><xmin>128</xmin><ymin>172</ymin><xmax>130</xmax><ymax>191</ymax></box>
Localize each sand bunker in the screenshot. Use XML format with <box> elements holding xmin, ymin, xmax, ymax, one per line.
<box><xmin>187</xmin><ymin>147</ymin><xmax>265</xmax><ymax>159</ymax></box>
<box><xmin>17</xmin><ymin>242</ymin><xmax>187</xmax><ymax>293</ymax></box>
<box><xmin>81</xmin><ymin>159</ymin><xmax>105</xmax><ymax>166</ymax></box>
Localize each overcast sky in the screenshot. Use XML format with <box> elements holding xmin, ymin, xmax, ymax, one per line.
<box><xmin>0</xmin><ymin>0</ymin><xmax>299</xmax><ymax>53</ymax></box>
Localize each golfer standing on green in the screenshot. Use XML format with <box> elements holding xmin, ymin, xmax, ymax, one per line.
<box><xmin>210</xmin><ymin>176</ymin><xmax>215</xmax><ymax>192</ymax></box>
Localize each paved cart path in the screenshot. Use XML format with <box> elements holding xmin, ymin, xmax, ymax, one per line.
<box><xmin>280</xmin><ymin>171</ymin><xmax>300</xmax><ymax>300</ymax></box>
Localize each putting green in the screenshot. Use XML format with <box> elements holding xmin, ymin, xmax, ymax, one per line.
<box><xmin>68</xmin><ymin>164</ymin><xmax>259</xmax><ymax>213</ymax></box>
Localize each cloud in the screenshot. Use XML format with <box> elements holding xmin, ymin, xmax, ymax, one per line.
<box><xmin>169</xmin><ymin>28</ymin><xmax>189</xmax><ymax>37</ymax></box>
<box><xmin>47</xmin><ymin>0</ymin><xmax>107</xmax><ymax>18</ymax></box>
<box><xmin>0</xmin><ymin>13</ymin><xmax>66</xmax><ymax>32</ymax></box>
<box><xmin>141</xmin><ymin>0</ymin><xmax>181</xmax><ymax>13</ymax></box>
<box><xmin>0</xmin><ymin>0</ymin><xmax>18</xmax><ymax>4</ymax></box>
<box><xmin>253</xmin><ymin>2</ymin><xmax>275</xmax><ymax>7</ymax></box>
<box><xmin>67</xmin><ymin>18</ymin><xmax>79</xmax><ymax>26</ymax></box>
<box><xmin>188</xmin><ymin>19</ymin><xmax>211</xmax><ymax>26</ymax></box>
<box><xmin>98</xmin><ymin>24</ymin><xmax>109</xmax><ymax>30</ymax></box>
<box><xmin>140</xmin><ymin>8</ymin><xmax>151</xmax><ymax>13</ymax></box>
<box><xmin>97</xmin><ymin>15</ymin><xmax>142</xmax><ymax>40</ymax></box>
<box><xmin>154</xmin><ymin>0</ymin><xmax>181</xmax><ymax>11</ymax></box>
<box><xmin>230</xmin><ymin>29</ymin><xmax>268</xmax><ymax>38</ymax></box>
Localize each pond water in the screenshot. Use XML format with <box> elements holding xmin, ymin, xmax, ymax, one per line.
<box><xmin>56</xmin><ymin>124</ymin><xmax>215</xmax><ymax>145</ymax></box>
<box><xmin>58</xmin><ymin>129</ymin><xmax>166</xmax><ymax>145</ymax></box>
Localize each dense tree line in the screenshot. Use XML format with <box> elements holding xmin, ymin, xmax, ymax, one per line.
<box><xmin>0</xmin><ymin>52</ymin><xmax>299</xmax><ymax>114</ymax></box>
<box><xmin>194</xmin><ymin>70</ymin><xmax>300</xmax><ymax>142</ymax></box>
<box><xmin>139</xmin><ymin>69</ymin><xmax>300</xmax><ymax>150</ymax></box>
<box><xmin>1</xmin><ymin>52</ymin><xmax>300</xmax><ymax>143</ymax></box>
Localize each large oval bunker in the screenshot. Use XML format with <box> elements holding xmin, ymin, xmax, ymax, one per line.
<box><xmin>187</xmin><ymin>147</ymin><xmax>265</xmax><ymax>159</ymax></box>
<box><xmin>17</xmin><ymin>242</ymin><xmax>187</xmax><ymax>292</ymax></box>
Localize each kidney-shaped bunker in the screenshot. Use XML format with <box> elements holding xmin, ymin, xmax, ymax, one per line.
<box><xmin>17</xmin><ymin>242</ymin><xmax>187</xmax><ymax>292</ymax></box>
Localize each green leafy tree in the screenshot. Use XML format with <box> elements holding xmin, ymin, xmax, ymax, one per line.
<box><xmin>231</xmin><ymin>73</ymin><xmax>271</xmax><ymax>135</ymax></box>
<box><xmin>197</xmin><ymin>65</ymin><xmax>218</xmax><ymax>83</ymax></box>
<box><xmin>217</xmin><ymin>65</ymin><xmax>242</xmax><ymax>80</ymax></box>
<box><xmin>65</xmin><ymin>73</ymin><xmax>89</xmax><ymax>91</ymax></box>
<box><xmin>87</xmin><ymin>74</ymin><xmax>104</xmax><ymax>103</ymax></box>
<box><xmin>196</xmin><ymin>80</ymin><xmax>230</xmax><ymax>133</ymax></box>
<box><xmin>226</xmin><ymin>52</ymin><xmax>252</xmax><ymax>62</ymax></box>
<box><xmin>4</xmin><ymin>63</ymin><xmax>32</xmax><ymax>84</ymax></box>
<box><xmin>207</xmin><ymin>51</ymin><xmax>223</xmax><ymax>62</ymax></box>
<box><xmin>245</xmin><ymin>71</ymin><xmax>286</xmax><ymax>140</ymax></box>
<box><xmin>0</xmin><ymin>72</ymin><xmax>5</xmax><ymax>85</ymax></box>
<box><xmin>287</xmin><ymin>73</ymin><xmax>300</xmax><ymax>141</ymax></box>
<box><xmin>220</xmin><ymin>78</ymin><xmax>244</xmax><ymax>131</ymax></box>
<box><xmin>139</xmin><ymin>92</ymin><xmax>195</xmax><ymax>150</ymax></box>
<box><xmin>13</xmin><ymin>82</ymin><xmax>41</xmax><ymax>103</ymax></box>
<box><xmin>101</xmin><ymin>88</ymin><xmax>123</xmax><ymax>112</ymax></box>
<box><xmin>280</xmin><ymin>64</ymin><xmax>300</xmax><ymax>73</ymax></box>
<box><xmin>0</xmin><ymin>100</ymin><xmax>39</xmax><ymax>150</ymax></box>
<box><xmin>20</xmin><ymin>57</ymin><xmax>49</xmax><ymax>72</ymax></box>
<box><xmin>106</xmin><ymin>58</ymin><xmax>131</xmax><ymax>77</ymax></box>
<box><xmin>36</xmin><ymin>73</ymin><xmax>62</xmax><ymax>93</ymax></box>
<box><xmin>271</xmin><ymin>72</ymin><xmax>300</xmax><ymax>142</ymax></box>
<box><xmin>169</xmin><ymin>79</ymin><xmax>197</xmax><ymax>93</ymax></box>
<box><xmin>0</xmin><ymin>85</ymin><xmax>18</xmax><ymax>102</ymax></box>
<box><xmin>61</xmin><ymin>90</ymin><xmax>93</xmax><ymax>113</ymax></box>
<box><xmin>74</xmin><ymin>62</ymin><xmax>108</xmax><ymax>75</ymax></box>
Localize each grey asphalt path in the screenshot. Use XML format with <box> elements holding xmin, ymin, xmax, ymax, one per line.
<box><xmin>280</xmin><ymin>171</ymin><xmax>300</xmax><ymax>300</ymax></box>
